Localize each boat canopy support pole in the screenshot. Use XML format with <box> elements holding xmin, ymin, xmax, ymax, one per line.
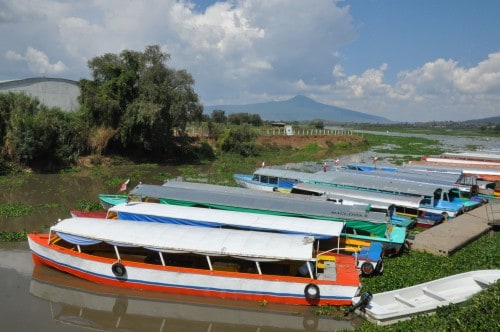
<box><xmin>76</xmin><ymin>245</ymin><xmax>81</xmax><ymax>253</ymax></box>
<box><xmin>255</xmin><ymin>261</ymin><xmax>262</xmax><ymax>275</ymax></box>
<box><xmin>159</xmin><ymin>252</ymin><xmax>165</xmax><ymax>266</ymax></box>
<box><xmin>306</xmin><ymin>260</ymin><xmax>314</xmax><ymax>279</ymax></box>
<box><xmin>113</xmin><ymin>246</ymin><xmax>121</xmax><ymax>261</ymax></box>
<box><xmin>206</xmin><ymin>256</ymin><xmax>213</xmax><ymax>271</ymax></box>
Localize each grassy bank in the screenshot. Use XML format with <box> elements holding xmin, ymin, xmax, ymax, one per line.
<box><xmin>335</xmin><ymin>231</ymin><xmax>499</xmax><ymax>331</ymax></box>
<box><xmin>1</xmin><ymin>131</ymin><xmax>498</xmax><ymax>330</ymax></box>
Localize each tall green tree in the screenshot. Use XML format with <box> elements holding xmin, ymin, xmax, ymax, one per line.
<box><xmin>79</xmin><ymin>45</ymin><xmax>203</xmax><ymax>158</ymax></box>
<box><xmin>2</xmin><ymin>92</ymin><xmax>81</xmax><ymax>170</ymax></box>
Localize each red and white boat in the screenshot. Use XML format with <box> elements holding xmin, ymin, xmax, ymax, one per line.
<box><xmin>70</xmin><ymin>209</ymin><xmax>107</xmax><ymax>219</ymax></box>
<box><xmin>28</xmin><ymin>217</ymin><xmax>361</xmax><ymax>306</ymax></box>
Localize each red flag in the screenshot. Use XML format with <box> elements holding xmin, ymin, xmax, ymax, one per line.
<box><xmin>118</xmin><ymin>179</ymin><xmax>130</xmax><ymax>193</ymax></box>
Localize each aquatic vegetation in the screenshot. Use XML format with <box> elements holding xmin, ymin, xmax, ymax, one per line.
<box><xmin>316</xmin><ymin>231</ymin><xmax>499</xmax><ymax>330</ymax></box>
<box><xmin>0</xmin><ymin>230</ymin><xmax>27</xmax><ymax>242</ymax></box>
<box><xmin>76</xmin><ymin>199</ymin><xmax>102</xmax><ymax>212</ymax></box>
<box><xmin>0</xmin><ymin>203</ymin><xmax>35</xmax><ymax>217</ymax></box>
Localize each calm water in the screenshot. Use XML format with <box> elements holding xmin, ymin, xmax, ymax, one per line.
<box><xmin>0</xmin><ymin>245</ymin><xmax>361</xmax><ymax>331</ymax></box>
<box><xmin>0</xmin><ymin>164</ymin><xmax>362</xmax><ymax>331</ymax></box>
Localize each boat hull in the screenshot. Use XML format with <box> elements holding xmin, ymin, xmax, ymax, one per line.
<box><xmin>28</xmin><ymin>234</ymin><xmax>360</xmax><ymax>306</ymax></box>
<box><xmin>352</xmin><ymin>269</ymin><xmax>500</xmax><ymax>325</ymax></box>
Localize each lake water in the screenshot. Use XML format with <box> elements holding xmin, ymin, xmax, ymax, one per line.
<box><xmin>0</xmin><ymin>163</ymin><xmax>362</xmax><ymax>331</ymax></box>
<box><xmin>0</xmin><ymin>245</ymin><xmax>362</xmax><ymax>331</ymax></box>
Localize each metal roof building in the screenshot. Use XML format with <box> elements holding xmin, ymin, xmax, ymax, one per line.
<box><xmin>0</xmin><ymin>77</ymin><xmax>80</xmax><ymax>111</ymax></box>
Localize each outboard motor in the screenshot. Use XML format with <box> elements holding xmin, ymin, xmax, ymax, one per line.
<box><xmin>344</xmin><ymin>291</ymin><xmax>373</xmax><ymax>316</ymax></box>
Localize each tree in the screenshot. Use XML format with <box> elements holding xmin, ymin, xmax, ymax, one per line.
<box><xmin>218</xmin><ymin>125</ymin><xmax>259</xmax><ymax>157</ymax></box>
<box><xmin>2</xmin><ymin>93</ymin><xmax>81</xmax><ymax>170</ymax></box>
<box><xmin>228</xmin><ymin>113</ymin><xmax>263</xmax><ymax>126</ymax></box>
<box><xmin>79</xmin><ymin>45</ymin><xmax>203</xmax><ymax>158</ymax></box>
<box><xmin>211</xmin><ymin>109</ymin><xmax>227</xmax><ymax>123</ymax></box>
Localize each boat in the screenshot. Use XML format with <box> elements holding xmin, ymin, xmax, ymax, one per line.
<box><xmin>106</xmin><ymin>201</ymin><xmax>385</xmax><ymax>276</ymax></box>
<box><xmin>98</xmin><ymin>193</ymin><xmax>127</xmax><ymax>209</ymax></box>
<box><xmin>106</xmin><ymin>202</ymin><xmax>384</xmax><ymax>277</ymax></box>
<box><xmin>126</xmin><ymin>183</ymin><xmax>408</xmax><ymax>255</ymax></box>
<box><xmin>235</xmin><ymin>168</ymin><xmax>465</xmax><ymax>218</ymax></box>
<box><xmin>28</xmin><ymin>217</ymin><xmax>361</xmax><ymax>306</ymax></box>
<box><xmin>291</xmin><ymin>182</ymin><xmax>444</xmax><ymax>228</ymax></box>
<box><xmin>350</xmin><ymin>269</ymin><xmax>500</xmax><ymax>326</ymax></box>
<box><xmin>30</xmin><ymin>264</ymin><xmax>357</xmax><ymax>331</ymax></box>
<box><xmin>135</xmin><ymin>181</ymin><xmax>413</xmax><ymax>227</ymax></box>
<box><xmin>233</xmin><ymin>173</ymin><xmax>299</xmax><ymax>192</ymax></box>
<box><xmin>422</xmin><ymin>152</ymin><xmax>500</xmax><ymax>167</ymax></box>
<box><xmin>70</xmin><ymin>209</ymin><xmax>107</xmax><ymax>219</ymax></box>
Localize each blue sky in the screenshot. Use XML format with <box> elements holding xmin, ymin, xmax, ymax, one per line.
<box><xmin>1</xmin><ymin>0</ymin><xmax>499</xmax><ymax>122</ymax></box>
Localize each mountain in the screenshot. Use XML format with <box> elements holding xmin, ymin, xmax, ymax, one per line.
<box><xmin>464</xmin><ymin>116</ymin><xmax>500</xmax><ymax>124</ymax></box>
<box><xmin>204</xmin><ymin>95</ymin><xmax>392</xmax><ymax>123</ymax></box>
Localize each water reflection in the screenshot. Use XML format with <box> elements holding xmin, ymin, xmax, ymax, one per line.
<box><xmin>30</xmin><ymin>264</ymin><xmax>360</xmax><ymax>332</ymax></box>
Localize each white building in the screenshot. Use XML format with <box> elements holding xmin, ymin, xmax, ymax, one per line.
<box><xmin>0</xmin><ymin>77</ymin><xmax>80</xmax><ymax>111</ymax></box>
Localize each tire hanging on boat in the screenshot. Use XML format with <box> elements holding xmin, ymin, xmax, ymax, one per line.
<box><xmin>112</xmin><ymin>262</ymin><xmax>127</xmax><ymax>277</ymax></box>
<box><xmin>304</xmin><ymin>283</ymin><xmax>320</xmax><ymax>300</ymax></box>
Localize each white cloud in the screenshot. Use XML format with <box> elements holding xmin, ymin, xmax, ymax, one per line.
<box><xmin>5</xmin><ymin>47</ymin><xmax>67</xmax><ymax>74</ymax></box>
<box><xmin>316</xmin><ymin>53</ymin><xmax>500</xmax><ymax>121</ymax></box>
<box><xmin>0</xmin><ymin>0</ymin><xmax>498</xmax><ymax>122</ymax></box>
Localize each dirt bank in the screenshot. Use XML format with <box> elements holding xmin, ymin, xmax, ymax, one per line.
<box><xmin>256</xmin><ymin>134</ymin><xmax>366</xmax><ymax>149</ymax></box>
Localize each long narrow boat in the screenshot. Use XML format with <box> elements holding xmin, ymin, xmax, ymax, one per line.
<box><xmin>28</xmin><ymin>217</ymin><xmax>361</xmax><ymax>306</ymax></box>
<box><xmin>126</xmin><ymin>183</ymin><xmax>409</xmax><ymax>254</ymax></box>
<box><xmin>422</xmin><ymin>152</ymin><xmax>500</xmax><ymax>167</ymax></box>
<box><xmin>99</xmin><ymin>193</ymin><xmax>127</xmax><ymax>209</ymax></box>
<box><xmin>291</xmin><ymin>182</ymin><xmax>444</xmax><ymax>228</ymax></box>
<box><xmin>132</xmin><ymin>182</ymin><xmax>413</xmax><ymax>227</ymax></box>
<box><xmin>342</xmin><ymin>167</ymin><xmax>483</xmax><ymax>211</ymax></box>
<box><xmin>70</xmin><ymin>209</ymin><xmax>107</xmax><ymax>219</ymax></box>
<box><xmin>351</xmin><ymin>269</ymin><xmax>500</xmax><ymax>326</ymax></box>
<box><xmin>399</xmin><ymin>164</ymin><xmax>498</xmax><ymax>200</ymax></box>
<box><xmin>106</xmin><ymin>201</ymin><xmax>385</xmax><ymax>275</ymax></box>
<box><xmin>236</xmin><ymin>168</ymin><xmax>464</xmax><ymax>219</ymax></box>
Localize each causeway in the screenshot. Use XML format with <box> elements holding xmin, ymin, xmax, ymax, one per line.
<box><xmin>409</xmin><ymin>201</ymin><xmax>500</xmax><ymax>256</ymax></box>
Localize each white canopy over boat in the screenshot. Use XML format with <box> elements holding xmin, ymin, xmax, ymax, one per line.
<box><xmin>51</xmin><ymin>217</ymin><xmax>315</xmax><ymax>261</ymax></box>
<box><xmin>108</xmin><ymin>202</ymin><xmax>345</xmax><ymax>238</ymax></box>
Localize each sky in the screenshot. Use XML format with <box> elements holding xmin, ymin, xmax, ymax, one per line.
<box><xmin>1</xmin><ymin>0</ymin><xmax>499</xmax><ymax>122</ymax></box>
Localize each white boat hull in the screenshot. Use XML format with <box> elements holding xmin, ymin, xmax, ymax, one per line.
<box><xmin>28</xmin><ymin>235</ymin><xmax>360</xmax><ymax>306</ymax></box>
<box><xmin>352</xmin><ymin>269</ymin><xmax>500</xmax><ymax>325</ymax></box>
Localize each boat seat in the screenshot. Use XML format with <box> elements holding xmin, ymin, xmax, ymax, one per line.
<box><xmin>422</xmin><ymin>287</ymin><xmax>446</xmax><ymax>301</ymax></box>
<box><xmin>316</xmin><ymin>254</ymin><xmax>336</xmax><ymax>269</ymax></box>
<box><xmin>356</xmin><ymin>242</ymin><xmax>383</xmax><ymax>262</ymax></box>
<box><xmin>394</xmin><ymin>294</ymin><xmax>415</xmax><ymax>307</ymax></box>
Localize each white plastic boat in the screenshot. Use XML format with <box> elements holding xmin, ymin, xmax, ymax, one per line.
<box><xmin>351</xmin><ymin>269</ymin><xmax>500</xmax><ymax>325</ymax></box>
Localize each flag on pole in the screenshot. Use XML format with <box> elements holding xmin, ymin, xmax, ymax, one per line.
<box><xmin>118</xmin><ymin>179</ymin><xmax>130</xmax><ymax>193</ymax></box>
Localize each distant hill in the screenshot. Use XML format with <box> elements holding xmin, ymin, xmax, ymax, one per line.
<box><xmin>204</xmin><ymin>95</ymin><xmax>392</xmax><ymax>123</ymax></box>
<box><xmin>464</xmin><ymin>116</ymin><xmax>500</xmax><ymax>124</ymax></box>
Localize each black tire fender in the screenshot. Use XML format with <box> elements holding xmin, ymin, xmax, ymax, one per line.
<box><xmin>112</xmin><ymin>262</ymin><xmax>127</xmax><ymax>277</ymax></box>
<box><xmin>304</xmin><ymin>283</ymin><xmax>320</xmax><ymax>300</ymax></box>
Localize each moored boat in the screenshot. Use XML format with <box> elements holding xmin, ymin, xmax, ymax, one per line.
<box><xmin>350</xmin><ymin>269</ymin><xmax>500</xmax><ymax>325</ymax></box>
<box><xmin>70</xmin><ymin>209</ymin><xmax>107</xmax><ymax>219</ymax></box>
<box><xmin>106</xmin><ymin>201</ymin><xmax>386</xmax><ymax>275</ymax></box>
<box><xmin>98</xmin><ymin>193</ymin><xmax>127</xmax><ymax>209</ymax></box>
<box><xmin>28</xmin><ymin>217</ymin><xmax>361</xmax><ymax>306</ymax></box>
<box><xmin>108</xmin><ymin>182</ymin><xmax>409</xmax><ymax>256</ymax></box>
